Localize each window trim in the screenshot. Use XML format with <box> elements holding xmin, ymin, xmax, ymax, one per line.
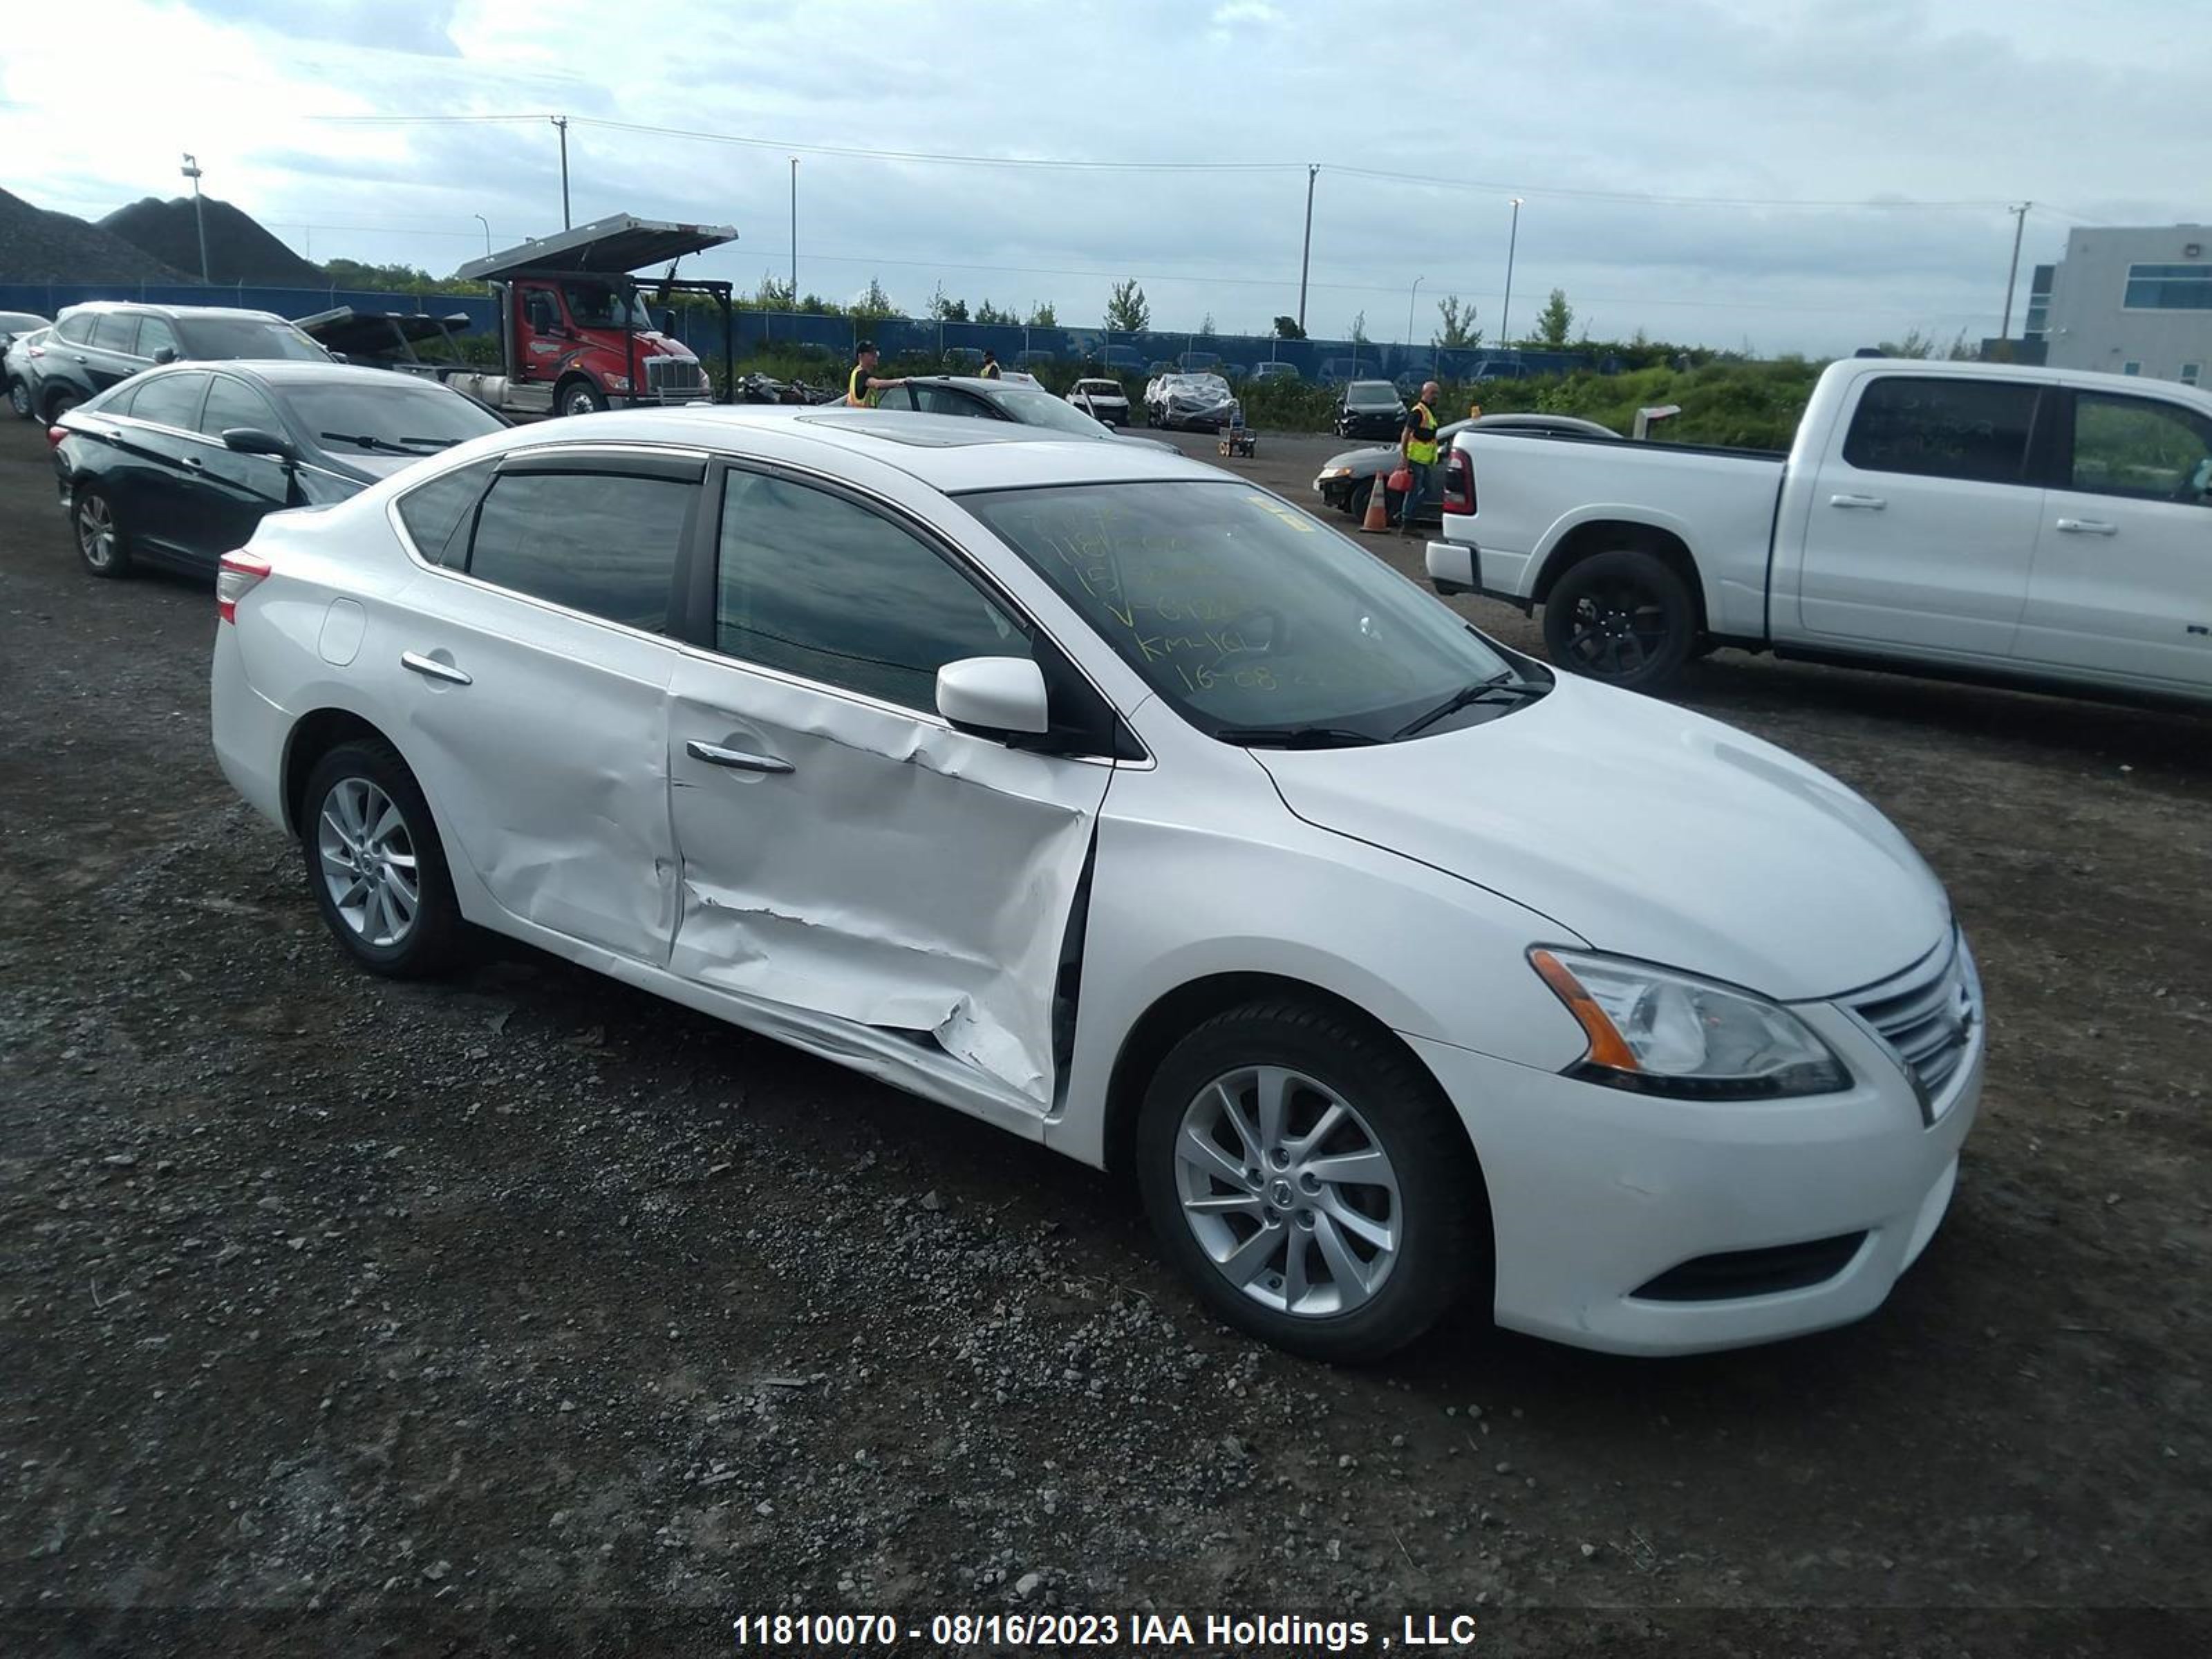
<box><xmin>2054</xmin><ymin>387</ymin><xmax>2212</xmax><ymax>505</ymax></box>
<box><xmin>197</xmin><ymin>371</ymin><xmax>284</xmax><ymax>441</ymax></box>
<box><xmin>387</xmin><ymin>442</ymin><xmax>712</xmax><ymax>646</ymax></box>
<box><xmin>681</xmin><ymin>454</ymin><xmax>1143</xmax><ymax>762</ymax></box>
<box><xmin>117</xmin><ymin>369</ymin><xmax>214</xmax><ymax>435</ymax></box>
<box><xmin>2121</xmin><ymin>262</ymin><xmax>2212</xmax><ymax>312</ymax></box>
<box><xmin>1838</xmin><ymin>373</ymin><xmax>2050</xmax><ymax>487</ymax></box>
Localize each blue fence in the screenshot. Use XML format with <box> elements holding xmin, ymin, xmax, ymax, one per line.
<box><xmin>0</xmin><ymin>280</ymin><xmax>1597</xmax><ymax>383</ymax></box>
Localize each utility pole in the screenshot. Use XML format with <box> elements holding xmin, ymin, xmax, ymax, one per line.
<box><xmin>2000</xmin><ymin>201</ymin><xmax>2032</xmax><ymax>339</ymax></box>
<box><xmin>552</xmin><ymin>115</ymin><xmax>571</xmax><ymax>229</ymax></box>
<box><xmin>1296</xmin><ymin>163</ymin><xmax>1318</xmax><ymax>335</ymax></box>
<box><xmin>472</xmin><ymin>214</ymin><xmax>490</xmax><ymax>256</ymax></box>
<box><xmin>1406</xmin><ymin>274</ymin><xmax>1425</xmax><ymax>375</ymax></box>
<box><xmin>180</xmin><ymin>153</ymin><xmax>209</xmax><ymax>284</ymax></box>
<box><xmin>789</xmin><ymin>158</ymin><xmax>798</xmax><ymax>301</ymax></box>
<box><xmin>1500</xmin><ymin>196</ymin><xmax>1523</xmax><ymax>355</ymax></box>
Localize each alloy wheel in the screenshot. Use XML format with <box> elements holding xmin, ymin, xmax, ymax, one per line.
<box><xmin>7</xmin><ymin>379</ymin><xmax>27</xmax><ymax>418</ymax></box>
<box><xmin>75</xmin><ymin>496</ymin><xmax>117</xmax><ymax>572</ymax></box>
<box><xmin>316</xmin><ymin>777</ymin><xmax>420</xmax><ymax>948</ymax></box>
<box><xmin>1564</xmin><ymin>582</ymin><xmax>1670</xmax><ymax>677</ymax></box>
<box><xmin>1174</xmin><ymin>1065</ymin><xmax>1402</xmax><ymax>1318</ymax></box>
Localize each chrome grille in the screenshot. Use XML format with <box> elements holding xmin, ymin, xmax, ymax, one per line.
<box><xmin>644</xmin><ymin>355</ymin><xmax>705</xmax><ymax>399</ymax></box>
<box><xmin>1846</xmin><ymin>930</ymin><xmax>1978</xmax><ymax>1118</ymax></box>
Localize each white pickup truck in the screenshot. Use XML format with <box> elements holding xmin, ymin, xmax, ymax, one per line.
<box><xmin>1424</xmin><ymin>357</ymin><xmax>2212</xmax><ymax>706</ymax></box>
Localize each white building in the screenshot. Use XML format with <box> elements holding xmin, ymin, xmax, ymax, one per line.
<box><xmin>2028</xmin><ymin>224</ymin><xmax>2211</xmax><ymax>387</ymax></box>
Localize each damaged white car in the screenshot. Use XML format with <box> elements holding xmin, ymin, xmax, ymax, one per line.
<box><xmin>212</xmin><ymin>404</ymin><xmax>1981</xmax><ymax>1362</ymax></box>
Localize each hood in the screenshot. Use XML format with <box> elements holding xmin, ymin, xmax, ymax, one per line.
<box><xmin>323</xmin><ymin>451</ymin><xmax>432</xmax><ymax>483</ymax></box>
<box><xmin>1322</xmin><ymin>440</ymin><xmax>1398</xmax><ymax>474</ymax></box>
<box><xmin>637</xmin><ymin>332</ymin><xmax>695</xmax><ymax>359</ymax></box>
<box><xmin>1250</xmin><ymin>677</ymin><xmax>1949</xmax><ymax>1001</ymax></box>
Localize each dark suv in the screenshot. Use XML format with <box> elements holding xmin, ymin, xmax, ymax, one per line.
<box><xmin>32</xmin><ymin>303</ymin><xmax>328</xmax><ymax>421</ymax></box>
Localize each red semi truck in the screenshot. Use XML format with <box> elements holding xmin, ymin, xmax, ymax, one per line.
<box><xmin>440</xmin><ymin>214</ymin><xmax>738</xmax><ymax>419</ymax></box>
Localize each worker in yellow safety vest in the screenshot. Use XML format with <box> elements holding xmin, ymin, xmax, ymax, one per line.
<box><xmin>846</xmin><ymin>341</ymin><xmax>907</xmax><ymax>407</ymax></box>
<box><xmin>979</xmin><ymin>349</ymin><xmax>1003</xmax><ymax>379</ymax></box>
<box><xmin>1397</xmin><ymin>380</ymin><xmax>1441</xmax><ymax>536</ymax></box>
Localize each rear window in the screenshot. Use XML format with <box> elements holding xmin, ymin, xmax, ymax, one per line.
<box><xmin>126</xmin><ymin>371</ymin><xmax>211</xmax><ymax>430</ymax></box>
<box><xmin>465</xmin><ymin>471</ymin><xmax>694</xmax><ymax>630</ymax></box>
<box><xmin>1841</xmin><ymin>376</ymin><xmax>2041</xmax><ymax>485</ymax></box>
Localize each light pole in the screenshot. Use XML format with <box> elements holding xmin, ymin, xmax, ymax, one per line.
<box><xmin>552</xmin><ymin>115</ymin><xmax>571</xmax><ymax>229</ymax></box>
<box><xmin>1499</xmin><ymin>197</ymin><xmax>1522</xmax><ymax>357</ymax></box>
<box><xmin>1406</xmin><ymin>274</ymin><xmax>1425</xmax><ymax>377</ymax></box>
<box><xmin>1296</xmin><ymin>162</ymin><xmax>1318</xmax><ymax>335</ymax></box>
<box><xmin>789</xmin><ymin>158</ymin><xmax>798</xmax><ymax>303</ymax></box>
<box><xmin>472</xmin><ymin>214</ymin><xmax>491</xmax><ymax>256</ymax></box>
<box><xmin>2000</xmin><ymin>201</ymin><xmax>2032</xmax><ymax>339</ymax></box>
<box><xmin>180</xmin><ymin>153</ymin><xmax>210</xmax><ymax>284</ymax></box>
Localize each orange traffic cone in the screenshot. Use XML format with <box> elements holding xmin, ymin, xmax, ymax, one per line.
<box><xmin>1362</xmin><ymin>472</ymin><xmax>1391</xmax><ymax>533</ymax></box>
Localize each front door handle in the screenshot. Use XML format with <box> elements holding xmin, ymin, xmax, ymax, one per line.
<box><xmin>686</xmin><ymin>740</ymin><xmax>794</xmax><ymax>775</ymax></box>
<box><xmin>2054</xmin><ymin>517</ymin><xmax>2117</xmax><ymax>536</ymax></box>
<box><xmin>400</xmin><ymin>650</ymin><xmax>473</xmax><ymax>686</ymax></box>
<box><xmin>1830</xmin><ymin>493</ymin><xmax>1887</xmax><ymax>510</ymax></box>
<box><xmin>180</xmin><ymin>454</ymin><xmax>204</xmax><ymax>470</ymax></box>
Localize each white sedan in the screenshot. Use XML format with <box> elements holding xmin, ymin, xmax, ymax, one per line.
<box><xmin>211</xmin><ymin>405</ymin><xmax>1982</xmax><ymax>1361</ymax></box>
<box><xmin>1066</xmin><ymin>376</ymin><xmax>1131</xmax><ymax>426</ymax></box>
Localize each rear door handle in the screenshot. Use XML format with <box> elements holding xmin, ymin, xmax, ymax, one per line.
<box><xmin>2054</xmin><ymin>518</ymin><xmax>2117</xmax><ymax>536</ymax></box>
<box><xmin>400</xmin><ymin>650</ymin><xmax>472</xmax><ymax>686</ymax></box>
<box><xmin>686</xmin><ymin>740</ymin><xmax>794</xmax><ymax>775</ymax></box>
<box><xmin>1829</xmin><ymin>494</ymin><xmax>1886</xmax><ymax>510</ymax></box>
<box><xmin>180</xmin><ymin>454</ymin><xmax>203</xmax><ymax>470</ymax></box>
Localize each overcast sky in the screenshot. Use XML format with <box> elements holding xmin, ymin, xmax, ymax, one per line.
<box><xmin>4</xmin><ymin>0</ymin><xmax>2207</xmax><ymax>354</ymax></box>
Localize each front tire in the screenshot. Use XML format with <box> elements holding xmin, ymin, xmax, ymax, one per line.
<box><xmin>73</xmin><ymin>486</ymin><xmax>132</xmax><ymax>578</ymax></box>
<box><xmin>558</xmin><ymin>378</ymin><xmax>609</xmax><ymax>418</ymax></box>
<box><xmin>7</xmin><ymin>376</ymin><xmax>29</xmax><ymax>419</ymax></box>
<box><xmin>1136</xmin><ymin>1000</ymin><xmax>1486</xmax><ymax>1362</ymax></box>
<box><xmin>299</xmin><ymin>741</ymin><xmax>462</xmax><ymax>978</ymax></box>
<box><xmin>1541</xmin><ymin>547</ymin><xmax>1697</xmax><ymax>693</ymax></box>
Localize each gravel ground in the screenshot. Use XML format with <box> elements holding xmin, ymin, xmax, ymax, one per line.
<box><xmin>3</xmin><ymin>416</ymin><xmax>2208</xmax><ymax>1658</ymax></box>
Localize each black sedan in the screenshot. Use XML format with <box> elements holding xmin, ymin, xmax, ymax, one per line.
<box><xmin>1311</xmin><ymin>413</ymin><xmax>1622</xmax><ymax>525</ymax></box>
<box><xmin>51</xmin><ymin>362</ymin><xmax>507</xmax><ymax>580</ymax></box>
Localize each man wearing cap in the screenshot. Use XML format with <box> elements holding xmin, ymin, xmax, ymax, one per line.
<box><xmin>979</xmin><ymin>349</ymin><xmax>1002</xmax><ymax>379</ymax></box>
<box><xmin>846</xmin><ymin>341</ymin><xmax>906</xmax><ymax>407</ymax></box>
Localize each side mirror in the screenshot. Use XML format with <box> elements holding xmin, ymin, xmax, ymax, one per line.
<box><xmin>222</xmin><ymin>427</ymin><xmax>297</xmax><ymax>462</ymax></box>
<box><xmin>1426</xmin><ymin>541</ymin><xmax>1476</xmax><ymax>596</ymax></box>
<box><xmin>151</xmin><ymin>346</ymin><xmax>178</xmax><ymax>366</ymax></box>
<box><xmin>936</xmin><ymin>656</ymin><xmax>1049</xmax><ymax>738</ymax></box>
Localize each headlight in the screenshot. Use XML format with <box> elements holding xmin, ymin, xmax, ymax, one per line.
<box><xmin>1529</xmin><ymin>948</ymin><xmax>1848</xmax><ymax>1100</ymax></box>
<box><xmin>1320</xmin><ymin>466</ymin><xmax>1353</xmax><ymax>479</ymax></box>
<box><xmin>604</xmin><ymin>375</ymin><xmax>631</xmax><ymax>392</ymax></box>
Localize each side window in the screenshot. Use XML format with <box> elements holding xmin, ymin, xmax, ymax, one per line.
<box><xmin>126</xmin><ymin>371</ymin><xmax>212</xmax><ymax>430</ymax></box>
<box><xmin>2068</xmin><ymin>394</ymin><xmax>2212</xmax><ymax>506</ymax></box>
<box><xmin>91</xmin><ymin>312</ymin><xmax>142</xmax><ymax>355</ymax></box>
<box><xmin>1841</xmin><ymin>376</ymin><xmax>2040</xmax><ymax>485</ymax></box>
<box><xmin>523</xmin><ymin>290</ymin><xmax>561</xmax><ymax>333</ymax></box>
<box><xmin>199</xmin><ymin>376</ymin><xmax>281</xmax><ymax>438</ymax></box>
<box><xmin>395</xmin><ymin>459</ymin><xmax>498</xmax><ymax>567</ymax></box>
<box><xmin>714</xmin><ymin>471</ymin><xmax>1032</xmax><ymax>711</ymax></box>
<box><xmin>137</xmin><ymin>316</ymin><xmax>180</xmax><ymax>360</ymax></box>
<box><xmin>465</xmin><ymin>469</ymin><xmax>693</xmax><ymax>630</ymax></box>
<box><xmin>873</xmin><ymin>385</ymin><xmax>915</xmax><ymax>411</ymax></box>
<box><xmin>911</xmin><ymin>385</ymin><xmax>986</xmax><ymax>418</ymax></box>
<box><xmin>55</xmin><ymin>313</ymin><xmax>96</xmax><ymax>346</ymax></box>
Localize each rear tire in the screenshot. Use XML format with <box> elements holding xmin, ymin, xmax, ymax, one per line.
<box><xmin>1541</xmin><ymin>548</ymin><xmax>1697</xmax><ymax>693</ymax></box>
<box><xmin>7</xmin><ymin>376</ymin><xmax>29</xmax><ymax>419</ymax></box>
<box><xmin>1136</xmin><ymin>999</ymin><xmax>1486</xmax><ymax>1363</ymax></box>
<box><xmin>299</xmin><ymin>741</ymin><xmax>463</xmax><ymax>979</ymax></box>
<box><xmin>558</xmin><ymin>378</ymin><xmax>608</xmax><ymax>418</ymax></box>
<box><xmin>43</xmin><ymin>386</ymin><xmax>80</xmax><ymax>422</ymax></box>
<box><xmin>72</xmin><ymin>486</ymin><xmax>132</xmax><ymax>579</ymax></box>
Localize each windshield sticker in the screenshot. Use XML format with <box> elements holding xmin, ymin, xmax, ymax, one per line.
<box><xmin>1245</xmin><ymin>494</ymin><xmax>1316</xmax><ymax>532</ymax></box>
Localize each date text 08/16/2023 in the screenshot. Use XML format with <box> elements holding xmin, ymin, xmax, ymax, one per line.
<box><xmin>730</xmin><ymin>1611</ymin><xmax>1485</xmax><ymax>1650</ymax></box>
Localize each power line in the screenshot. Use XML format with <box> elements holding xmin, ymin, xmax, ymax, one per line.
<box><xmin>306</xmin><ymin>111</ymin><xmax>2023</xmax><ymax>211</ymax></box>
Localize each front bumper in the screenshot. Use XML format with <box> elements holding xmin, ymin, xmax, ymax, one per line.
<box><xmin>1405</xmin><ymin>999</ymin><xmax>1984</xmax><ymax>1356</ymax></box>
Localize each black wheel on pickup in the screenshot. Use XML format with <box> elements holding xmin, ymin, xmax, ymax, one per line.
<box><xmin>1542</xmin><ymin>548</ymin><xmax>1696</xmax><ymax>693</ymax></box>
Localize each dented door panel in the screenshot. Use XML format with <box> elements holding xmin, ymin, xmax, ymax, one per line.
<box><xmin>666</xmin><ymin>653</ymin><xmax>1109</xmax><ymax>1108</ymax></box>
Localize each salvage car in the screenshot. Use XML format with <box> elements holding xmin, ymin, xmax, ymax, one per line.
<box><xmin>1313</xmin><ymin>413</ymin><xmax>1619</xmax><ymax>525</ymax></box>
<box><xmin>874</xmin><ymin>375</ymin><xmax>1175</xmax><ymax>451</ymax></box>
<box><xmin>6</xmin><ymin>325</ymin><xmax>50</xmax><ymax>420</ymax></box>
<box><xmin>1333</xmin><ymin>379</ymin><xmax>1407</xmax><ymax>440</ymax></box>
<box><xmin>211</xmin><ymin>404</ymin><xmax>1984</xmax><ymax>1362</ymax></box>
<box><xmin>53</xmin><ymin>361</ymin><xmax>505</xmax><ymax>579</ymax></box>
<box><xmin>32</xmin><ymin>301</ymin><xmax>330</xmax><ymax>420</ymax></box>
<box><xmin>1145</xmin><ymin>371</ymin><xmax>1239</xmax><ymax>432</ymax></box>
<box><xmin>1066</xmin><ymin>376</ymin><xmax>1132</xmax><ymax>426</ymax></box>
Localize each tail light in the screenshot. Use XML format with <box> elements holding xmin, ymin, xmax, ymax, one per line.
<box><xmin>46</xmin><ymin>424</ymin><xmax>68</xmax><ymax>449</ymax></box>
<box><xmin>25</xmin><ymin>341</ymin><xmax>44</xmax><ymax>357</ymax></box>
<box><xmin>1441</xmin><ymin>448</ymin><xmax>1476</xmax><ymax>516</ymax></box>
<box><xmin>217</xmin><ymin>550</ymin><xmax>272</xmax><ymax>623</ymax></box>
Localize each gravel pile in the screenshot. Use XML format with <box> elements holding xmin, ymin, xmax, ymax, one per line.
<box><xmin>100</xmin><ymin>195</ymin><xmax>324</xmax><ymax>288</ymax></box>
<box><xmin>0</xmin><ymin>187</ymin><xmax>190</xmax><ymax>284</ymax></box>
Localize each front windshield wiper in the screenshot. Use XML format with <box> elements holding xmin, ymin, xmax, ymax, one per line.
<box><xmin>1215</xmin><ymin>725</ymin><xmax>1382</xmax><ymax>749</ymax></box>
<box><xmin>395</xmin><ymin>435</ymin><xmax>462</xmax><ymax>450</ymax></box>
<box><xmin>1390</xmin><ymin>671</ymin><xmax>1551</xmax><ymax>740</ymax></box>
<box><xmin>318</xmin><ymin>432</ymin><xmax>459</xmax><ymax>453</ymax></box>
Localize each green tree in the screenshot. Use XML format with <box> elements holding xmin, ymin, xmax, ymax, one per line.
<box><xmin>797</xmin><ymin>292</ymin><xmax>840</xmax><ymax>317</ymax></box>
<box><xmin>750</xmin><ymin>274</ymin><xmax>796</xmax><ymax>312</ymax></box>
<box><xmin>1535</xmin><ymin>288</ymin><xmax>1574</xmax><ymax>348</ymax></box>
<box><xmin>1027</xmin><ymin>300</ymin><xmax>1058</xmax><ymax>327</ymax></box>
<box><xmin>928</xmin><ymin>282</ymin><xmax>968</xmax><ymax>323</ymax></box>
<box><xmin>1434</xmin><ymin>293</ymin><xmax>1481</xmax><ymax>350</ymax></box>
<box><xmin>975</xmin><ymin>298</ymin><xmax>1018</xmax><ymax>326</ymax></box>
<box><xmin>324</xmin><ymin>257</ymin><xmax>442</xmax><ymax>293</ymax></box>
<box><xmin>1273</xmin><ymin>315</ymin><xmax>1306</xmax><ymax>339</ymax></box>
<box><xmin>1199</xmin><ymin>312</ymin><xmax>1217</xmax><ymax>337</ymax></box>
<box><xmin>1347</xmin><ymin>310</ymin><xmax>1368</xmax><ymax>348</ymax></box>
<box><xmin>1105</xmin><ymin>278</ymin><xmax>1150</xmax><ymax>332</ymax></box>
<box><xmin>1877</xmin><ymin>328</ymin><xmax>1936</xmax><ymax>358</ymax></box>
<box><xmin>852</xmin><ymin>278</ymin><xmax>897</xmax><ymax>322</ymax></box>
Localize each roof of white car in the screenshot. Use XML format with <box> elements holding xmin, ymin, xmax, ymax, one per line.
<box><xmin>499</xmin><ymin>404</ymin><xmax>1221</xmax><ymax>492</ymax></box>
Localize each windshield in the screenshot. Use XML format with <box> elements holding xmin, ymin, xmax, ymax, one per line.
<box><xmin>988</xmin><ymin>383</ymin><xmax>1114</xmax><ymax>437</ymax></box>
<box><xmin>1346</xmin><ymin>382</ymin><xmax>1399</xmax><ymax>408</ymax></box>
<box><xmin>967</xmin><ymin>481</ymin><xmax>1517</xmax><ymax>742</ymax></box>
<box><xmin>280</xmin><ymin>379</ymin><xmax>506</xmax><ymax>456</ymax></box>
<box><xmin>176</xmin><ymin>317</ymin><xmax>328</xmax><ymax>362</ymax></box>
<box><xmin>561</xmin><ymin>283</ymin><xmax>657</xmax><ymax>331</ymax></box>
